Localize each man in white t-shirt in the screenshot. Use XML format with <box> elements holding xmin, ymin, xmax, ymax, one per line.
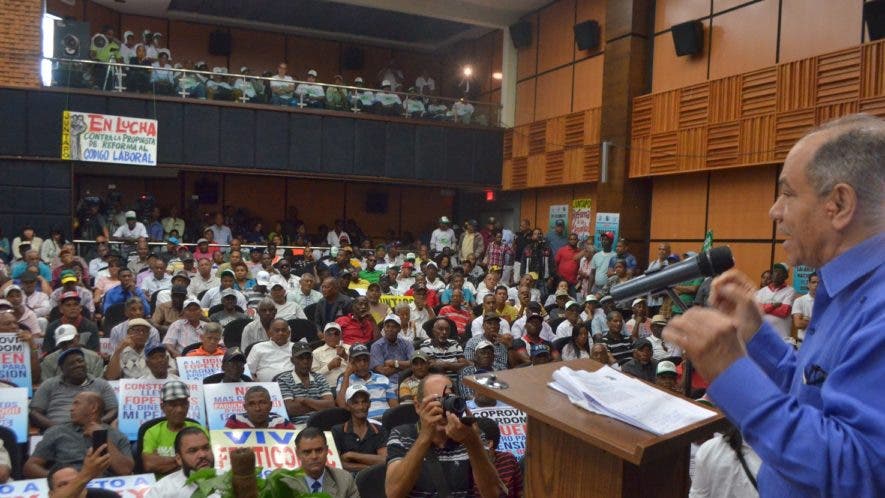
<box><xmin>589</xmin><ymin>232</ymin><xmax>616</xmax><ymax>293</ymax></box>
<box><xmin>430</xmin><ymin>216</ymin><xmax>456</xmax><ymax>254</ymax></box>
<box><xmin>295</xmin><ymin>69</ymin><xmax>325</xmax><ymax>108</ymax></box>
<box><xmin>270</xmin><ymin>62</ymin><xmax>296</xmax><ymax>106</ymax></box>
<box><xmin>755</xmin><ymin>262</ymin><xmax>797</xmax><ymax>339</ymax></box>
<box><xmin>415</xmin><ymin>69</ymin><xmax>435</xmax><ymax>95</ymax></box>
<box><xmin>112</xmin><ymin>211</ymin><xmax>147</xmax><ymax>244</ymax></box>
<box><xmin>791</xmin><ymin>272</ymin><xmax>818</xmax><ymax>343</ymax></box>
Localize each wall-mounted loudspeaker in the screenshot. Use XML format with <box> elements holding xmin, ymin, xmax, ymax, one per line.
<box><xmin>342</xmin><ymin>47</ymin><xmax>364</xmax><ymax>70</ymax></box>
<box><xmin>510</xmin><ymin>21</ymin><xmax>533</xmax><ymax>49</ymax></box>
<box><xmin>54</xmin><ymin>20</ymin><xmax>90</xmax><ymax>59</ymax></box>
<box><xmin>209</xmin><ymin>31</ymin><xmax>232</xmax><ymax>56</ymax></box>
<box><xmin>671</xmin><ymin>20</ymin><xmax>704</xmax><ymax>56</ymax></box>
<box><xmin>574</xmin><ymin>20</ymin><xmax>600</xmax><ymax>51</ymax></box>
<box><xmin>865</xmin><ymin>0</ymin><xmax>885</xmax><ymax>41</ymax></box>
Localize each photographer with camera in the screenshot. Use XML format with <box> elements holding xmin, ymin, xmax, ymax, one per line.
<box><xmin>385</xmin><ymin>373</ymin><xmax>504</xmax><ymax>498</ymax></box>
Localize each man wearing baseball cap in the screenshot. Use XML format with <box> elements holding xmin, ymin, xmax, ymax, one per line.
<box><xmin>105</xmin><ymin>319</ymin><xmax>175</xmax><ymax>380</ymax></box>
<box><xmin>430</xmin><ymin>216</ymin><xmax>456</xmax><ymax>254</ymax></box>
<box><xmin>336</xmin><ymin>343</ymin><xmax>397</xmax><ymax>419</ymax></box>
<box><xmin>111</xmin><ymin>211</ymin><xmax>147</xmax><ymax>245</ymax></box>
<box><xmin>3</xmin><ymin>284</ymin><xmax>39</xmax><ymax>335</ymax></box>
<box><xmin>332</xmin><ymin>384</ymin><xmax>389</xmax><ymax>473</ymax></box>
<box><xmin>142</xmin><ymin>381</ymin><xmax>203</xmax><ymax>476</ymax></box>
<box><xmin>655</xmin><ymin>360</ymin><xmax>680</xmax><ymax>393</ymax></box>
<box><xmin>276</xmin><ymin>342</ymin><xmax>334</xmax><ymax>424</ymax></box>
<box><xmin>44</xmin><ymin>289</ymin><xmax>100</xmax><ymax>354</ymax></box>
<box><xmin>755</xmin><ymin>262</ymin><xmax>797</xmax><ymax>339</ymax></box>
<box><xmin>311</xmin><ymin>322</ymin><xmax>349</xmax><ymax>387</ymax></box>
<box><xmin>163</xmin><ymin>298</ymin><xmax>206</xmax><ymax>356</ymax></box>
<box><xmin>621</xmin><ymin>338</ymin><xmax>657</xmax><ymax>383</ymax></box>
<box><xmin>369</xmin><ymin>314</ymin><xmax>414</xmax><ymax>384</ymax></box>
<box><xmin>464</xmin><ymin>312</ymin><xmax>509</xmax><ymax>370</ymax></box>
<box><xmin>397</xmin><ymin>351</ymin><xmax>431</xmax><ymax>403</ymax></box>
<box><xmin>40</xmin><ymin>324</ymin><xmax>105</xmax><ymax>381</ymax></box>
<box><xmin>50</xmin><ymin>268</ymin><xmax>95</xmax><ymax>315</ymax></box>
<box><xmin>203</xmin><ymin>347</ymin><xmax>252</xmax><ymax>384</ymax></box>
<box><xmin>30</xmin><ymin>348</ymin><xmax>118</xmax><ymax>430</ymax></box>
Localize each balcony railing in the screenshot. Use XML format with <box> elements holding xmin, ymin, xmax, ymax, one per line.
<box><xmin>44</xmin><ymin>56</ymin><xmax>503</xmax><ymax>127</ymax></box>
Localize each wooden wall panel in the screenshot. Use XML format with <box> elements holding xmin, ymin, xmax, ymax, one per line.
<box><xmin>400</xmin><ymin>187</ymin><xmax>452</xmax><ymax>239</ymax></box>
<box><xmin>120</xmin><ymin>15</ymin><xmax>167</xmax><ymax>45</ymax></box>
<box><xmin>286</xmin><ymin>36</ymin><xmax>341</xmax><ymax>82</ymax></box>
<box><xmin>708</xmin><ymin>0</ymin><xmax>778</xmax><ymax>80</ymax></box>
<box><xmin>46</xmin><ymin>0</ymin><xmax>80</xmax><ymax>19</ymax></box>
<box><xmin>575</xmin><ymin>0</ymin><xmax>606</xmax><ymax>54</ymax></box>
<box><xmin>572</xmin><ymin>55</ymin><xmax>604</xmax><ymax>112</ymax></box>
<box><xmin>649</xmin><ymin>174</ymin><xmax>707</xmax><ymax>240</ymax></box>
<box><xmin>224</xmin><ymin>175</ymin><xmax>287</xmax><ymax>229</ymax></box>
<box><xmin>861</xmin><ymin>42</ymin><xmax>885</xmax><ymax>99</ymax></box>
<box><xmin>654</xmin><ymin>0</ymin><xmax>710</xmax><ymax>33</ymax></box>
<box><xmin>535</xmin><ymin>66</ymin><xmax>574</xmax><ymax>121</ymax></box>
<box><xmin>651</xmin><ymin>20</ymin><xmax>711</xmax><ymax>93</ymax></box>
<box><xmin>707</xmin><ymin>166</ymin><xmax>777</xmax><ymax>239</ymax></box>
<box><xmin>516</xmin><ymin>79</ymin><xmax>536</xmax><ymax>126</ymax></box>
<box><xmin>345</xmin><ymin>183</ymin><xmax>400</xmax><ymax>238</ymax></box>
<box><xmin>286</xmin><ymin>179</ymin><xmax>345</xmax><ymax>233</ymax></box>
<box><xmin>517</xmin><ymin>14</ymin><xmax>539</xmax><ymax>81</ymax></box>
<box><xmin>85</xmin><ymin>2</ymin><xmax>119</xmax><ymax>34</ymax></box>
<box><xmin>167</xmin><ymin>21</ymin><xmax>227</xmax><ymax>69</ymax></box>
<box><xmin>538</xmin><ymin>0</ymin><xmax>576</xmax><ymax>73</ymax></box>
<box><xmin>779</xmin><ymin>0</ymin><xmax>865</xmax><ymax>64</ymax></box>
<box><xmin>229</xmin><ymin>28</ymin><xmax>286</xmax><ymax>76</ymax></box>
<box><xmin>728</xmin><ymin>242</ymin><xmax>776</xmax><ymax>284</ymax></box>
<box><xmin>520</xmin><ymin>191</ymin><xmax>539</xmax><ymax>227</ymax></box>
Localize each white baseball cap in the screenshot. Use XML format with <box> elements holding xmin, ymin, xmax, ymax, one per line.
<box><xmin>382</xmin><ymin>314</ymin><xmax>401</xmax><ymax>326</ymax></box>
<box><xmin>256</xmin><ymin>270</ymin><xmax>271</xmax><ymax>287</ymax></box>
<box><xmin>381</xmin><ymin>79</ymin><xmax>391</xmax><ymax>87</ymax></box>
<box><xmin>55</xmin><ymin>324</ymin><xmax>78</xmax><ymax>344</ymax></box>
<box><xmin>125</xmin><ymin>210</ymin><xmax>137</xmax><ymax>219</ymax></box>
<box><xmin>345</xmin><ymin>383</ymin><xmax>369</xmax><ymax>402</ymax></box>
<box><xmin>307</xmin><ymin>69</ymin><xmax>317</xmax><ymax>77</ymax></box>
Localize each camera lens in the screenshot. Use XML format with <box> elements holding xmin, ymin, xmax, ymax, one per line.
<box><xmin>442</xmin><ymin>394</ymin><xmax>466</xmax><ymax>418</ymax></box>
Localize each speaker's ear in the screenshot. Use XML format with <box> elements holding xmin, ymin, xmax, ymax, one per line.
<box><xmin>671</xmin><ymin>20</ymin><xmax>704</xmax><ymax>57</ymax></box>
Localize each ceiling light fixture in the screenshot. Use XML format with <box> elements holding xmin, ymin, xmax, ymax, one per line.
<box><xmin>492</xmin><ymin>71</ymin><xmax>502</xmax><ymax>80</ymax></box>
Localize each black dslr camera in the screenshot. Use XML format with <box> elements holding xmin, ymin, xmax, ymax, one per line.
<box><xmin>441</xmin><ymin>386</ymin><xmax>474</xmax><ymax>425</ymax></box>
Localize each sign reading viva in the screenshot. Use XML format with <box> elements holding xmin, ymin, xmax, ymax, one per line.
<box><xmin>61</xmin><ymin>111</ymin><xmax>158</xmax><ymax>166</ymax></box>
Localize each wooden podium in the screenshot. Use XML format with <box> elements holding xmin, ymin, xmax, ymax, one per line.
<box><xmin>464</xmin><ymin>359</ymin><xmax>727</xmax><ymax>498</ymax></box>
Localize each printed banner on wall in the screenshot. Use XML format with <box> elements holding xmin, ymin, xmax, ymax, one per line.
<box><xmin>570</xmin><ymin>198</ymin><xmax>592</xmax><ymax>243</ymax></box>
<box><xmin>548</xmin><ymin>204</ymin><xmax>569</xmax><ymax>233</ymax></box>
<box><xmin>210</xmin><ymin>429</ymin><xmax>341</xmax><ymax>478</ymax></box>
<box><xmin>61</xmin><ymin>111</ymin><xmax>157</xmax><ymax>165</ymax></box>
<box><xmin>594</xmin><ymin>212</ymin><xmax>620</xmax><ymax>250</ymax></box>
<box><xmin>0</xmin><ymin>333</ymin><xmax>33</xmax><ymax>397</ymax></box>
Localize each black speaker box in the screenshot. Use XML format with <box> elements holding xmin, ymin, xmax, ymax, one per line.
<box><xmin>671</xmin><ymin>20</ymin><xmax>704</xmax><ymax>56</ymax></box>
<box><xmin>510</xmin><ymin>21</ymin><xmax>533</xmax><ymax>49</ymax></box>
<box><xmin>209</xmin><ymin>31</ymin><xmax>232</xmax><ymax>56</ymax></box>
<box><xmin>54</xmin><ymin>20</ymin><xmax>90</xmax><ymax>59</ymax></box>
<box><xmin>365</xmin><ymin>192</ymin><xmax>388</xmax><ymax>214</ymax></box>
<box><xmin>342</xmin><ymin>46</ymin><xmax>364</xmax><ymax>70</ymax></box>
<box><xmin>574</xmin><ymin>20</ymin><xmax>600</xmax><ymax>51</ymax></box>
<box><xmin>865</xmin><ymin>0</ymin><xmax>885</xmax><ymax>41</ymax></box>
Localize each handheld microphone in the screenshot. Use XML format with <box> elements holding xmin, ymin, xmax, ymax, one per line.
<box><xmin>609</xmin><ymin>246</ymin><xmax>734</xmax><ymax>302</ymax></box>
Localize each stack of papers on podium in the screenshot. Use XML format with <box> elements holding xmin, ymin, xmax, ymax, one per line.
<box><xmin>549</xmin><ymin>366</ymin><xmax>717</xmax><ymax>435</ymax></box>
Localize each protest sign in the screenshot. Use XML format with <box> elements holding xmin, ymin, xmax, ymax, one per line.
<box><xmin>594</xmin><ymin>212</ymin><xmax>620</xmax><ymax>250</ymax></box>
<box><xmin>0</xmin><ymin>478</ymin><xmax>49</xmax><ymax>498</ymax></box>
<box><xmin>117</xmin><ymin>379</ymin><xmax>205</xmax><ymax>440</ymax></box>
<box><xmin>793</xmin><ymin>265</ymin><xmax>816</xmax><ymax>294</ymax></box>
<box><xmin>211</xmin><ymin>429</ymin><xmax>341</xmax><ymax>477</ymax></box>
<box><xmin>379</xmin><ymin>294</ymin><xmax>413</xmax><ymax>309</ymax></box>
<box><xmin>87</xmin><ymin>473</ymin><xmax>156</xmax><ymax>497</ymax></box>
<box><xmin>61</xmin><ymin>111</ymin><xmax>157</xmax><ymax>166</ymax></box>
<box><xmin>471</xmin><ymin>403</ymin><xmax>527</xmax><ymax>458</ymax></box>
<box><xmin>0</xmin><ymin>333</ymin><xmax>32</xmax><ymax>396</ymax></box>
<box><xmin>100</xmin><ymin>337</ymin><xmax>114</xmax><ymax>357</ymax></box>
<box><xmin>176</xmin><ymin>355</ymin><xmax>252</xmax><ymax>382</ymax></box>
<box><xmin>0</xmin><ymin>387</ymin><xmax>28</xmax><ymax>443</ymax></box>
<box><xmin>548</xmin><ymin>204</ymin><xmax>568</xmax><ymax>233</ymax></box>
<box><xmin>570</xmin><ymin>198</ymin><xmax>592</xmax><ymax>243</ymax></box>
<box><xmin>203</xmin><ymin>382</ymin><xmax>286</xmax><ymax>430</ymax></box>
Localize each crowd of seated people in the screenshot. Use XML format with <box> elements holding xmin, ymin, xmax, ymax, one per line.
<box><xmin>0</xmin><ymin>189</ymin><xmax>800</xmax><ymax>494</ymax></box>
<box><xmin>50</xmin><ymin>23</ymin><xmax>487</xmax><ymax>125</ymax></box>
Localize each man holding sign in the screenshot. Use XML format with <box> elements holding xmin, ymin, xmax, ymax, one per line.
<box><xmin>224</xmin><ymin>385</ymin><xmax>294</xmax><ymax>429</ymax></box>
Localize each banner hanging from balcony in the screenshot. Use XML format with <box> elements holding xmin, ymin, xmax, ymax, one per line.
<box><xmin>61</xmin><ymin>111</ymin><xmax>157</xmax><ymax>166</ymax></box>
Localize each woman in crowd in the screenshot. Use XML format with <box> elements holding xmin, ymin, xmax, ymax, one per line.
<box><xmin>561</xmin><ymin>322</ymin><xmax>592</xmax><ymax>361</ymax></box>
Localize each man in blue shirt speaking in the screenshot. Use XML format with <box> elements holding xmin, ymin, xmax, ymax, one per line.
<box><xmin>665</xmin><ymin>114</ymin><xmax>884</xmax><ymax>497</ymax></box>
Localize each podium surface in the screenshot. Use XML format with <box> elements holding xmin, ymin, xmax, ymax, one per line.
<box><xmin>464</xmin><ymin>359</ymin><xmax>726</xmax><ymax>498</ymax></box>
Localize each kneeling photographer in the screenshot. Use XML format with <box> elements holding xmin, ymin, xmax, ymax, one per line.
<box><xmin>385</xmin><ymin>373</ymin><xmax>504</xmax><ymax>498</ymax></box>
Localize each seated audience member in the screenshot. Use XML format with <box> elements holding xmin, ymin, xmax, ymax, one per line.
<box><xmin>419</xmin><ymin>317</ymin><xmax>470</xmax><ymax>387</ymax></box>
<box><xmin>142</xmin><ymin>381</ymin><xmax>204</xmax><ymax>476</ymax></box>
<box><xmin>19</xmin><ymin>270</ymin><xmax>51</xmax><ymax>331</ymax></box>
<box><xmin>459</xmin><ymin>339</ymin><xmax>496</xmax><ymax>399</ymax></box>
<box><xmin>225</xmin><ymin>385</ymin><xmax>294</xmax><ymax>429</ymax></box>
<box><xmin>0</xmin><ymin>439</ymin><xmax>9</xmax><ymax>484</ymax></box>
<box><xmin>372</xmin><ymin>80</ymin><xmax>403</xmax><ymax>115</ymax></box>
<box><xmin>530</xmin><ymin>344</ymin><xmax>553</xmax><ymax>365</ymax></box>
<box><xmin>398</xmin><ymin>351</ymin><xmax>431</xmax><ymax>403</ymax></box>
<box><xmin>403</xmin><ymin>91</ymin><xmax>426</xmax><ymax>118</ymax></box>
<box><xmin>25</xmin><ymin>392</ymin><xmax>133</xmax><ymax>478</ymax></box>
<box><xmin>336</xmin><ymin>295</ymin><xmax>377</xmax><ymax>345</ymax></box>
<box><xmin>689</xmin><ymin>421</ymin><xmax>761</xmax><ymax>498</ymax></box>
<box><xmin>104</xmin><ymin>318</ymin><xmax>167</xmax><ymax>380</ymax></box>
<box><xmin>475</xmin><ymin>417</ymin><xmax>523</xmax><ymax>498</ymax></box>
<box><xmin>366</xmin><ymin>283</ymin><xmax>390</xmax><ymax>323</ymax></box>
<box><xmin>241</xmin><ymin>298</ymin><xmax>277</xmax><ymax>351</ymax></box>
<box><xmin>101</xmin><ymin>267</ymin><xmax>150</xmax><ymax>314</ymax></box>
<box><xmin>591</xmin><ymin>295</ymin><xmax>617</xmax><ymax>336</ymax></box>
<box><xmin>151</xmin><ymin>284</ymin><xmax>186</xmax><ymax>335</ymax></box>
<box><xmin>269</xmin><ymin>281</ymin><xmax>306</xmax><ymax>320</ymax></box>
<box><xmin>349</xmin><ymin>76</ymin><xmax>375</xmax><ymax>110</ymax></box>
<box><xmin>51</xmin><ymin>269</ymin><xmax>96</xmax><ymax>316</ymax></box>
<box><xmin>208</xmin><ymin>288</ymin><xmax>248</xmax><ymax>326</ymax></box>
<box><xmin>270</xmin><ymin>62</ymin><xmax>297</xmax><ymax>105</ymax></box>
<box><xmin>4</xmin><ymin>284</ymin><xmax>39</xmax><ymax>334</ymax></box>
<box><xmin>510</xmin><ymin>301</ymin><xmax>554</xmax><ymax>341</ymax></box>
<box><xmin>150</xmin><ymin>50</ymin><xmax>175</xmax><ymax>94</ymax></box>
<box><xmin>277</xmin><ymin>342</ymin><xmax>335</xmax><ymax>424</ymax></box>
<box><xmin>621</xmin><ymin>338</ymin><xmax>657</xmax><ymax>382</ymax></box>
<box><xmin>234</xmin><ymin>66</ymin><xmax>265</xmax><ymax>103</ymax></box>
<box><xmin>324</xmin><ymin>74</ymin><xmax>348</xmax><ymax>110</ymax></box>
<box><xmin>146</xmin><ymin>427</ymin><xmax>215</xmax><ymax>497</ymax></box>
<box><xmin>437</xmin><ymin>288</ymin><xmax>472</xmax><ymax>337</ymax></box>
<box><xmin>188</xmin><ymin>257</ymin><xmax>219</xmax><ymax>296</ymax></box>
<box><xmin>207</xmin><ymin>67</ymin><xmax>236</xmax><ymax>100</ymax></box>
<box><xmin>30</xmin><ymin>349</ymin><xmax>118</xmax><ymax>430</ymax></box>
<box><xmin>139</xmin><ymin>345</ymin><xmax>180</xmax><ymax>381</ymax></box>
<box><xmin>109</xmin><ymin>297</ymin><xmax>161</xmax><ymax>350</ymax></box>
<box><xmin>464</xmin><ymin>312</ymin><xmax>510</xmax><ymax>371</ymax></box>
<box><xmin>12</xmin><ymin>249</ymin><xmax>51</xmax><ymax>281</ymax></box>
<box><xmin>385</xmin><ymin>374</ymin><xmax>504</xmax><ymax>498</ymax></box>
<box><xmin>163</xmin><ymin>298</ymin><xmax>205</xmax><ymax>356</ymax></box>
<box><xmin>452</xmin><ymin>97</ymin><xmax>475</xmax><ymax>124</ymax></box>
<box><xmin>625</xmin><ymin>298</ymin><xmax>651</xmax><ymax>339</ymax></box>
<box><xmin>590</xmin><ymin>343</ymin><xmax>621</xmax><ymax>370</ymax></box>
<box><xmin>42</xmin><ymin>324</ymin><xmax>105</xmax><ymax>381</ymax></box>
<box><xmin>370</xmin><ymin>314</ymin><xmax>414</xmax><ymax>384</ymax></box>
<box><xmin>510</xmin><ymin>311</ymin><xmax>558</xmax><ymax>367</ymax></box>
<box><xmin>291</xmin><ymin>272</ymin><xmax>322</xmax><ymax>308</ymax></box>
<box><xmin>312</xmin><ymin>322</ymin><xmax>350</xmax><ymax>387</ymax></box>
<box><xmin>45</xmin><ymin>449</ymin><xmax>120</xmax><ymax>498</ymax></box>
<box><xmin>291</xmin><ymin>427</ymin><xmax>360</xmax><ymax>496</ymax></box>
<box><xmin>333</xmin><ymin>384</ymin><xmax>389</xmax><ymax>473</ymax></box>
<box><xmin>655</xmin><ymin>361</ymin><xmax>680</xmax><ymax>393</ymax></box>
<box><xmin>647</xmin><ymin>314</ymin><xmax>681</xmax><ymax>361</ymax></box>
<box><xmin>246</xmin><ymin>318</ymin><xmax>295</xmax><ymax>381</ymax></box>
<box><xmin>203</xmin><ymin>347</ymin><xmax>252</xmax><ymax>384</ymax></box>
<box><xmin>470</xmin><ymin>294</ymin><xmax>511</xmax><ymax>338</ymax></box>
<box><xmin>598</xmin><ymin>311</ymin><xmax>632</xmax><ymax>365</ymax></box>
<box><xmin>0</xmin><ymin>312</ymin><xmax>40</xmax><ymax>378</ymax></box>
<box><xmin>554</xmin><ymin>300</ymin><xmax>583</xmax><ymax>340</ymax></box>
<box><xmin>295</xmin><ymin>69</ymin><xmax>325</xmax><ymax>108</ymax></box>
<box><xmin>184</xmin><ymin>321</ymin><xmax>225</xmax><ymax>356</ymax></box>
<box><xmin>200</xmin><ymin>269</ymin><xmax>247</xmax><ymax>309</ymax></box>
<box><xmin>561</xmin><ymin>322</ymin><xmax>592</xmax><ymax>360</ymax></box>
<box><xmin>336</xmin><ymin>344</ymin><xmax>398</xmax><ymax>419</ymax></box>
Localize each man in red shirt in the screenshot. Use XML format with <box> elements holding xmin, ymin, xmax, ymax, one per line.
<box><xmin>437</xmin><ymin>288</ymin><xmax>472</xmax><ymax>337</ymax></box>
<box><xmin>554</xmin><ymin>233</ymin><xmax>581</xmax><ymax>291</ymax></box>
<box><xmin>336</xmin><ymin>296</ymin><xmax>378</xmax><ymax>345</ymax></box>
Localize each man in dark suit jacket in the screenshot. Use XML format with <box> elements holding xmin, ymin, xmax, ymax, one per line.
<box><xmin>314</xmin><ymin>277</ymin><xmax>353</xmax><ymax>330</ymax></box>
<box><xmin>290</xmin><ymin>427</ymin><xmax>360</xmax><ymax>497</ymax></box>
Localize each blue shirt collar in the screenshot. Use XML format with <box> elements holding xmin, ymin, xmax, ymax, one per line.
<box><xmin>819</xmin><ymin>232</ymin><xmax>885</xmax><ymax>298</ymax></box>
<box><xmin>304</xmin><ymin>470</ymin><xmax>325</xmax><ymax>491</ymax></box>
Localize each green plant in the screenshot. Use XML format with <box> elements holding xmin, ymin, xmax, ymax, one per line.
<box><xmin>186</xmin><ymin>467</ymin><xmax>330</xmax><ymax>498</ymax></box>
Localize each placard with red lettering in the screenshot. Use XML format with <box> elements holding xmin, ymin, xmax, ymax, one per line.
<box><xmin>471</xmin><ymin>403</ymin><xmax>527</xmax><ymax>458</ymax></box>
<box><xmin>0</xmin><ymin>387</ymin><xmax>28</xmax><ymax>443</ymax></box>
<box><xmin>203</xmin><ymin>382</ymin><xmax>285</xmax><ymax>430</ymax></box>
<box><xmin>210</xmin><ymin>429</ymin><xmax>341</xmax><ymax>478</ymax></box>
<box><xmin>117</xmin><ymin>379</ymin><xmax>205</xmax><ymax>440</ymax></box>
<box><xmin>0</xmin><ymin>478</ymin><xmax>49</xmax><ymax>497</ymax></box>
<box><xmin>0</xmin><ymin>333</ymin><xmax>32</xmax><ymax>397</ymax></box>
<box><xmin>176</xmin><ymin>355</ymin><xmax>251</xmax><ymax>383</ymax></box>
<box><xmin>86</xmin><ymin>473</ymin><xmax>156</xmax><ymax>497</ymax></box>
<box><xmin>61</xmin><ymin>111</ymin><xmax>157</xmax><ymax>166</ymax></box>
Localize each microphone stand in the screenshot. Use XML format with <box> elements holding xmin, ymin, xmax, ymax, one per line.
<box><xmin>662</xmin><ymin>287</ymin><xmax>694</xmax><ymax>398</ymax></box>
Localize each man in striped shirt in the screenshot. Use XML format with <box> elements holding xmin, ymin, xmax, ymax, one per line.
<box><xmin>277</xmin><ymin>342</ymin><xmax>335</xmax><ymax>424</ymax></box>
<box><xmin>336</xmin><ymin>344</ymin><xmax>398</xmax><ymax>419</ymax></box>
<box><xmin>419</xmin><ymin>318</ymin><xmax>471</xmax><ymax>391</ymax></box>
